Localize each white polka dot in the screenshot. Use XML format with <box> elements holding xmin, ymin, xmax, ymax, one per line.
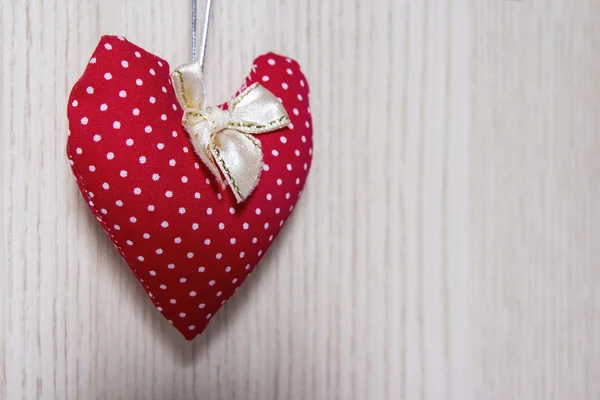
<box><xmin>217</xmin><ymin>193</ymin><xmax>222</xmax><ymax>200</ymax></box>
<box><xmin>232</xmin><ymin>278</ymin><xmax>238</xmax><ymax>284</ymax></box>
<box><xmin>252</xmin><ymin>237</ymin><xmax>258</xmax><ymax>244</ymax></box>
<box><xmin>298</xmin><ymin>94</ymin><xmax>303</xmax><ymax>101</ymax></box>
<box><xmin>288</xmin><ymin>123</ymin><xmax>294</xmax><ymax>129</ymax></box>
<box><xmin>181</xmin><ymin>176</ymin><xmax>188</xmax><ymax>183</ymax></box>
<box><xmin>172</xmin><ymin>131</ymin><xmax>178</xmax><ymax>137</ymax></box>
<box><xmin>135</xmin><ymin>51</ymin><xmax>141</xmax><ymax>58</ymax></box>
<box><xmin>270</xmin><ymin>234</ymin><xmax>274</xmax><ymax>241</ymax></box>
<box><xmin>229</xmin><ymin>207</ymin><xmax>235</xmax><ymax>214</ymax></box>
<box><xmin>286</xmin><ymin>164</ymin><xmax>292</xmax><ymax>171</ymax></box>
<box><xmin>104</xmin><ymin>72</ymin><xmax>112</xmax><ymax>80</ymax></box>
<box><xmin>89</xmin><ymin>57</ymin><xmax>96</xmax><ymax>64</ymax></box>
<box><xmin>198</xmin><ymin>303</ymin><xmax>205</xmax><ymax>309</ymax></box>
<box><xmin>243</xmin><ymin>222</ymin><xmax>249</xmax><ymax>230</ymax></box>
<box><xmin>130</xmin><ymin>216</ymin><xmax>137</xmax><ymax>223</ymax></box>
<box><xmin>126</xmin><ymin>138</ymin><xmax>133</xmax><ymax>146</ymax></box>
<box><xmin>262</xmin><ymin>75</ymin><xmax>270</xmax><ymax>82</ymax></box>
<box><xmin>198</xmin><ymin>267</ymin><xmax>205</xmax><ymax>272</ymax></box>
<box><xmin>215</xmin><ymin>253</ymin><xmax>222</xmax><ymax>259</ymax></box>
<box><xmin>149</xmin><ymin>270</ymin><xmax>156</xmax><ymax>276</ymax></box>
<box><xmin>295</xmin><ymin>149</ymin><xmax>300</xmax><ymax>156</ymax></box>
<box><xmin>293</xmin><ymin>108</ymin><xmax>299</xmax><ymax>116</ymax></box>
<box><xmin>204</xmin><ymin>238</ymin><xmax>211</xmax><ymax>245</ymax></box>
<box><xmin>206</xmin><ymin>313</ymin><xmax>213</xmax><ymax>319</ymax></box>
<box><xmin>88</xmin><ymin>201</ymin><xmax>94</xmax><ymax>207</ymax></box>
<box><xmin>179</xmin><ymin>278</ymin><xmax>187</xmax><ymax>283</ymax></box>
<box><xmin>272</xmin><ymin>150</ymin><xmax>279</xmax><ymax>156</ymax></box>
<box><xmin>194</xmin><ymin>162</ymin><xmax>200</xmax><ymax>169</ymax></box>
<box><xmin>286</xmin><ymin>68</ymin><xmax>293</xmax><ymax>75</ymax></box>
<box><xmin>179</xmin><ymin>207</ymin><xmax>186</xmax><ymax>214</ymax></box>
<box><xmin>147</xmin><ymin>205</ymin><xmax>155</xmax><ymax>211</ymax></box>
<box><xmin>172</xmin><ymin>104</ymin><xmax>177</xmax><ymax>110</ymax></box>
<box><xmin>159</xmin><ymin>284</ymin><xmax>167</xmax><ymax>290</ymax></box>
<box><xmin>149</xmin><ymin>68</ymin><xmax>156</xmax><ymax>75</ymax></box>
<box><xmin>71</xmin><ymin>100</ymin><xmax>78</xmax><ymax>107</ymax></box>
<box><xmin>245</xmin><ymin>264</ymin><xmax>251</xmax><ymax>270</ymax></box>
<box><xmin>143</xmin><ymin>233</ymin><xmax>150</xmax><ymax>239</ymax></box>
<box><xmin>305</xmin><ymin>121</ymin><xmax>310</xmax><ymax>128</ymax></box>
<box><xmin>161</xmin><ymin>221</ymin><xmax>168</xmax><ymax>228</ymax></box>
<box><xmin>280</xmin><ymin>136</ymin><xmax>287</xmax><ymax>144</ymax></box>
<box><xmin>230</xmin><ymin>238</ymin><xmax>236</xmax><ymax>244</ymax></box>
<box><xmin>304</xmin><ymin>163</ymin><xmax>308</xmax><ymax>170</ymax></box>
<box><xmin>192</xmin><ymin>223</ymin><xmax>199</xmax><ymax>230</ymax></box>
<box><xmin>113</xmin><ymin>121</ymin><xmax>121</xmax><ymax>129</ymax></box>
<box><xmin>209</xmin><ymin>280</ymin><xmax>216</xmax><ymax>286</ymax></box>
<box><xmin>119</xmin><ymin>90</ymin><xmax>127</xmax><ymax>98</ymax></box>
<box><xmin>144</xmin><ymin>125</ymin><xmax>152</xmax><ymax>133</ymax></box>
<box><xmin>157</xmin><ymin>143</ymin><xmax>164</xmax><ymax>150</ymax></box>
<box><xmin>187</xmin><ymin>252</ymin><xmax>194</xmax><ymax>258</ymax></box>
<box><xmin>205</xmin><ymin>178</ymin><xmax>210</xmax><ymax>184</ymax></box>
<box><xmin>239</xmin><ymin>252</ymin><xmax>245</xmax><ymax>258</ymax></box>
<box><xmin>216</xmin><ymin>291</ymin><xmax>222</xmax><ymax>297</ymax></box>
<box><xmin>161</xmin><ymin>87</ymin><xmax>167</xmax><ymax>93</ymax></box>
<box><xmin>120</xmin><ymin>170</ymin><xmax>127</xmax><ymax>177</ymax></box>
<box><xmin>93</xmin><ymin>134</ymin><xmax>101</xmax><ymax>142</ymax></box>
<box><xmin>116</xmin><ymin>200</ymin><xmax>123</xmax><ymax>206</ymax></box>
<box><xmin>275</xmin><ymin>207</ymin><xmax>281</xmax><ymax>214</ymax></box>
<box><xmin>168</xmin><ymin>263</ymin><xmax>175</xmax><ymax>269</ymax></box>
<box><xmin>132</xmin><ymin>108</ymin><xmax>140</xmax><ymax>115</ymax></box>
<box><xmin>282</xmin><ymin>82</ymin><xmax>289</xmax><ymax>90</ymax></box>
<box><xmin>86</xmin><ymin>86</ymin><xmax>94</xmax><ymax>94</ymax></box>
<box><xmin>102</xmin><ymin>182</ymin><xmax>109</xmax><ymax>190</ymax></box>
<box><xmin>225</xmin><ymin>266</ymin><xmax>232</xmax><ymax>272</ymax></box>
<box><xmin>188</xmin><ymin>325</ymin><xmax>195</xmax><ymax>330</ymax></box>
<box><xmin>264</xmin><ymin>222</ymin><xmax>269</xmax><ymax>229</ymax></box>
<box><xmin>139</xmin><ymin>156</ymin><xmax>146</xmax><ymax>164</ymax></box>
<box><xmin>255</xmin><ymin>208</ymin><xmax>262</xmax><ymax>215</ymax></box>
<box><xmin>75</xmin><ymin>147</ymin><xmax>82</xmax><ymax>154</ymax></box>
<box><xmin>296</xmin><ymin>178</ymin><xmax>301</xmax><ymax>184</ymax></box>
<box><xmin>104</xmin><ymin>43</ymin><xmax>112</xmax><ymax>50</ymax></box>
<box><xmin>174</xmin><ymin>237</ymin><xmax>181</xmax><ymax>244</ymax></box>
<box><xmin>100</xmin><ymin>208</ymin><xmax>107</xmax><ymax>214</ymax></box>
<box><xmin>258</xmin><ymin>250</ymin><xmax>263</xmax><ymax>256</ymax></box>
<box><xmin>194</xmin><ymin>192</ymin><xmax>201</xmax><ymax>199</ymax></box>
<box><xmin>309</xmin><ymin>148</ymin><xmax>313</xmax><ymax>155</ymax></box>
<box><xmin>268</xmin><ymin>59</ymin><xmax>276</xmax><ymax>65</ymax></box>
<box><xmin>286</xmin><ymin>192</ymin><xmax>291</xmax><ymax>199</ymax></box>
<box><xmin>136</xmin><ymin>256</ymin><xmax>146</xmax><ymax>263</ymax></box>
<box><xmin>100</xmin><ymin>103</ymin><xmax>108</xmax><ymax>111</ymax></box>
<box><xmin>80</xmin><ymin>117</ymin><xmax>88</xmax><ymax>125</ymax></box>
<box><xmin>190</xmin><ymin>291</ymin><xmax>197</xmax><ymax>297</ymax></box>
<box><xmin>277</xmin><ymin>178</ymin><xmax>283</xmax><ymax>185</ymax></box>
<box><xmin>121</xmin><ymin>60</ymin><xmax>129</xmax><ymax>68</ymax></box>
<box><xmin>156</xmin><ymin>248</ymin><xmax>163</xmax><ymax>254</ymax></box>
<box><xmin>161</xmin><ymin>114</ymin><xmax>167</xmax><ymax>121</ymax></box>
<box><xmin>169</xmin><ymin>159</ymin><xmax>176</xmax><ymax>166</ymax></box>
<box><xmin>301</xmin><ymin>135</ymin><xmax>307</xmax><ymax>143</ymax></box>
<box><xmin>206</xmin><ymin>208</ymin><xmax>212</xmax><ymax>215</ymax></box>
<box><xmin>300</xmin><ymin>80</ymin><xmax>305</xmax><ymax>87</ymax></box>
<box><xmin>219</xmin><ymin>223</ymin><xmax>225</xmax><ymax>230</ymax></box>
<box><xmin>149</xmin><ymin>96</ymin><xmax>156</xmax><ymax>104</ymax></box>
<box><xmin>88</xmin><ymin>165</ymin><xmax>96</xmax><ymax>172</ymax></box>
<box><xmin>263</xmin><ymin>164</ymin><xmax>270</xmax><ymax>171</ymax></box>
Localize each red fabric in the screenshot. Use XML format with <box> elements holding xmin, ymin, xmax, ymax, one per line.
<box><xmin>66</xmin><ymin>35</ymin><xmax>312</xmax><ymax>339</ymax></box>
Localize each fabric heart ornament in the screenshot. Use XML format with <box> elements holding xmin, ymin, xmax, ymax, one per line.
<box><xmin>66</xmin><ymin>35</ymin><xmax>313</xmax><ymax>339</ymax></box>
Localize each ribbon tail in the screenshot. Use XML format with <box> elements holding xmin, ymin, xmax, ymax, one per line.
<box><xmin>209</xmin><ymin>130</ymin><xmax>263</xmax><ymax>203</ymax></box>
<box><xmin>186</xmin><ymin>120</ymin><xmax>223</xmax><ymax>186</ymax></box>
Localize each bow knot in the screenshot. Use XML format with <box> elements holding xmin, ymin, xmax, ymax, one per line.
<box><xmin>172</xmin><ymin>61</ymin><xmax>290</xmax><ymax>203</ymax></box>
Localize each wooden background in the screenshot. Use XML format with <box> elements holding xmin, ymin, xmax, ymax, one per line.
<box><xmin>2</xmin><ymin>0</ymin><xmax>599</xmax><ymax>399</ymax></box>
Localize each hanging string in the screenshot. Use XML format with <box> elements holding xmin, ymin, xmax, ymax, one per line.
<box><xmin>191</xmin><ymin>0</ymin><xmax>213</xmax><ymax>69</ymax></box>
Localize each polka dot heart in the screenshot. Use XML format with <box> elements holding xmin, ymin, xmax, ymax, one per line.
<box><xmin>66</xmin><ymin>36</ymin><xmax>313</xmax><ymax>340</ymax></box>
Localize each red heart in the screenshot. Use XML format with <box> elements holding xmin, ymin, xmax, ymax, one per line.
<box><xmin>66</xmin><ymin>35</ymin><xmax>313</xmax><ymax>339</ymax></box>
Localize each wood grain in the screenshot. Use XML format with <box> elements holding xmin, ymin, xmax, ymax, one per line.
<box><xmin>1</xmin><ymin>0</ymin><xmax>598</xmax><ymax>399</ymax></box>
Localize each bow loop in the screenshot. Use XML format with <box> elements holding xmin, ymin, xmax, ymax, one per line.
<box><xmin>171</xmin><ymin>61</ymin><xmax>290</xmax><ymax>203</ymax></box>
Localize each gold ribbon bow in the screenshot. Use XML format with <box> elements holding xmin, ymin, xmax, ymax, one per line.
<box><xmin>171</xmin><ymin>61</ymin><xmax>290</xmax><ymax>203</ymax></box>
